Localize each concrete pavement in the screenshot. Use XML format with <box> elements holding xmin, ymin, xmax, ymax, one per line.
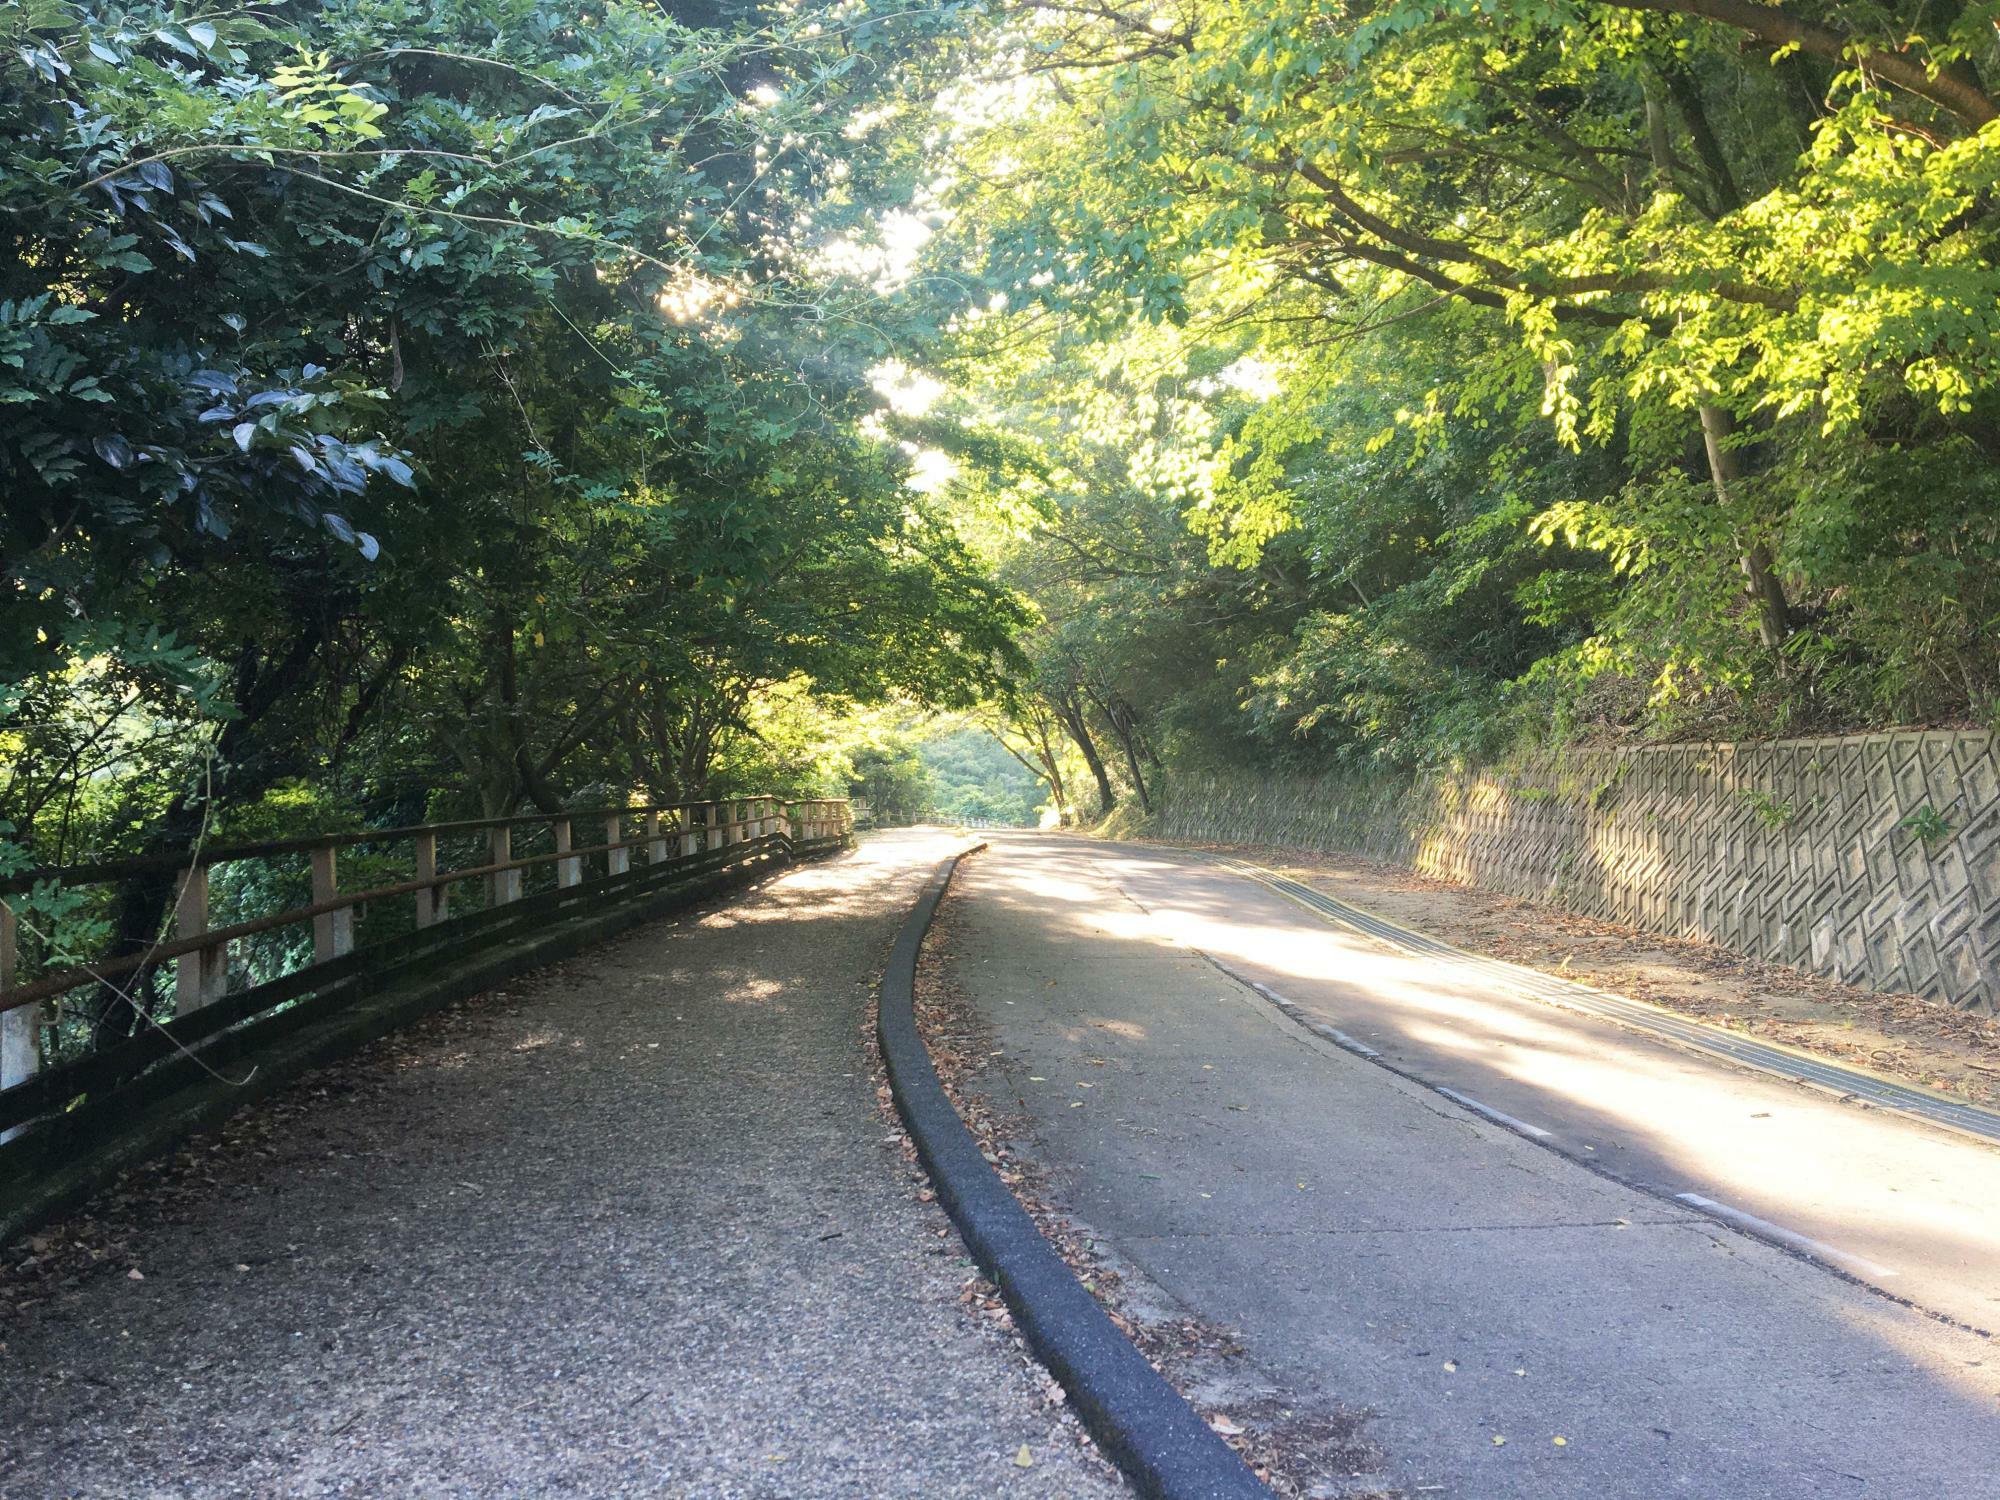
<box><xmin>946</xmin><ymin>833</ymin><xmax>2000</xmax><ymax>1498</ymax></box>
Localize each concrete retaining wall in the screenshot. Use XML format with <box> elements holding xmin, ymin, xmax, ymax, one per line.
<box><xmin>1157</xmin><ymin>731</ymin><xmax>1998</xmax><ymax>1013</ymax></box>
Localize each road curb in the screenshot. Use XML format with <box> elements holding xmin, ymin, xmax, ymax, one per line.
<box><xmin>877</xmin><ymin>845</ymin><xmax>1271</xmax><ymax>1500</ymax></box>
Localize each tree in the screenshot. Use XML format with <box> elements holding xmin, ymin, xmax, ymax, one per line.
<box><xmin>905</xmin><ymin>0</ymin><xmax>2000</xmax><ymax>785</ymax></box>
<box><xmin>0</xmin><ymin>0</ymin><xmax>1027</xmax><ymax>1063</ymax></box>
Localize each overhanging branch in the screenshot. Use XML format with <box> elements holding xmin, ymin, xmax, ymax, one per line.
<box><xmin>1590</xmin><ymin>0</ymin><xmax>1997</xmax><ymax>125</ymax></box>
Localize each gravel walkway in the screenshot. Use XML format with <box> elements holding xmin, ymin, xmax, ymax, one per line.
<box><xmin>0</xmin><ymin>829</ymin><xmax>1126</xmax><ymax>1499</ymax></box>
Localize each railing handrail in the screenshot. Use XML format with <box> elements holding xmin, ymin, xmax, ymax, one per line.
<box><xmin>0</xmin><ymin>796</ymin><xmax>851</xmax><ymax>1017</ymax></box>
<box><xmin>0</xmin><ymin>797</ymin><xmax>847</xmax><ymax>894</ymax></box>
<box><xmin>0</xmin><ymin>794</ymin><xmax>856</xmax><ymax>1151</ymax></box>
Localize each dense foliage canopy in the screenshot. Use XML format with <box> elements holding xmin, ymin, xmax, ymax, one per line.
<box><xmin>5</xmin><ymin>0</ymin><xmax>1998</xmax><ymax>984</ymax></box>
<box><xmin>2</xmin><ymin>0</ymin><xmax>1023</xmax><ymax>875</ymax></box>
<box><xmin>909</xmin><ymin>0</ymin><xmax>2000</xmax><ymax>806</ymax></box>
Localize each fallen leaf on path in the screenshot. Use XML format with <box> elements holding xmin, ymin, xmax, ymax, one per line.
<box><xmin>1014</xmin><ymin>1445</ymin><xmax>1034</xmax><ymax>1468</ymax></box>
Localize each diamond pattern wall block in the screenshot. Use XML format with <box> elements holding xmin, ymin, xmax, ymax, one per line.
<box><xmin>1162</xmin><ymin>730</ymin><xmax>1999</xmax><ymax>1014</ymax></box>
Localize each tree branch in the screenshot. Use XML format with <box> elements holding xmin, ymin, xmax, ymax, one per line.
<box><xmin>1591</xmin><ymin>0</ymin><xmax>1997</xmax><ymax>125</ymax></box>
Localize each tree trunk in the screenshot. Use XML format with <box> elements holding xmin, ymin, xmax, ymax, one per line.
<box><xmin>492</xmin><ymin>611</ymin><xmax>565</xmax><ymax>813</ymax></box>
<box><xmin>1664</xmin><ymin>67</ymin><xmax>1743</xmax><ymax>213</ymax></box>
<box><xmin>1050</xmin><ymin>689</ymin><xmax>1115</xmax><ymax>816</ymax></box>
<box><xmin>1698</xmin><ymin>403</ymin><xmax>1793</xmax><ymax>651</ymax></box>
<box><xmin>1083</xmin><ymin>681</ymin><xmax>1152</xmax><ymax>815</ymax></box>
<box><xmin>992</xmin><ymin>722</ymin><xmax>1067</xmax><ymax>824</ymax></box>
<box><xmin>93</xmin><ymin>625</ymin><xmax>324</xmax><ymax>1046</ymax></box>
<box><xmin>1639</xmin><ymin>101</ymin><xmax>1792</xmax><ymax>656</ymax></box>
<box><xmin>1117</xmin><ymin>729</ymin><xmax>1151</xmax><ymax>814</ymax></box>
<box><xmin>1027</xmin><ymin>710</ymin><xmax>1072</xmax><ymax>823</ymax></box>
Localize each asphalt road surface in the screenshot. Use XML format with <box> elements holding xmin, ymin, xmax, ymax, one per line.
<box><xmin>949</xmin><ymin>833</ymin><xmax>2000</xmax><ymax>1499</ymax></box>
<box><xmin>0</xmin><ymin>831</ymin><xmax>1126</xmax><ymax>1500</ymax></box>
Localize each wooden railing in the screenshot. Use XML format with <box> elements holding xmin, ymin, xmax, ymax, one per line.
<box><xmin>0</xmin><ymin>796</ymin><xmax>850</xmax><ymax>1142</ymax></box>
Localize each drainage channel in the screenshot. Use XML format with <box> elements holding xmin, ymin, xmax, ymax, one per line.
<box><xmin>1192</xmin><ymin>853</ymin><xmax>2000</xmax><ymax>1150</ymax></box>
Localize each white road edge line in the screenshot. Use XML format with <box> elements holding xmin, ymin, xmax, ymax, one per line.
<box><xmin>1245</xmin><ymin>978</ymin><xmax>1385</xmax><ymax>1059</ymax></box>
<box><xmin>1314</xmin><ymin>1024</ymin><xmax>1381</xmax><ymax>1058</ymax></box>
<box><xmin>1674</xmin><ymin>1193</ymin><xmax>1899</xmax><ymax>1280</ymax></box>
<box><xmin>1214</xmin><ymin>854</ymin><xmax>2000</xmax><ymax>1149</ymax></box>
<box><xmin>1434</xmin><ymin>1087</ymin><xmax>1553</xmax><ymax>1139</ymax></box>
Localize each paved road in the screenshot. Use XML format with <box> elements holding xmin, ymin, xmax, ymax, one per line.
<box><xmin>949</xmin><ymin>834</ymin><xmax>2000</xmax><ymax>1499</ymax></box>
<box><xmin>0</xmin><ymin>830</ymin><xmax>1125</xmax><ymax>1500</ymax></box>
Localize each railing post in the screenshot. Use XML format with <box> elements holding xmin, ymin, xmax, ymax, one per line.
<box><xmin>311</xmin><ymin>844</ymin><xmax>353</xmax><ymax>963</ymax></box>
<box><xmin>0</xmin><ymin>898</ymin><xmax>38</xmax><ymax>1142</ymax></box>
<box><xmin>489</xmin><ymin>825</ymin><xmax>519</xmax><ymax>906</ymax></box>
<box><xmin>679</xmin><ymin>807</ymin><xmax>700</xmax><ymax>858</ymax></box>
<box><xmin>174</xmin><ymin>861</ymin><xmax>205</xmax><ymax>1014</ymax></box>
<box><xmin>554</xmin><ymin>818</ymin><xmax>580</xmax><ymax>888</ymax></box>
<box><xmin>606</xmin><ymin>814</ymin><xmax>630</xmax><ymax>876</ymax></box>
<box><xmin>706</xmin><ymin>802</ymin><xmax>725</xmax><ymax>852</ymax></box>
<box><xmin>414</xmin><ymin>831</ymin><xmax>444</xmax><ymax>928</ymax></box>
<box><xmin>174</xmin><ymin>862</ymin><xmax>226</xmax><ymax>1014</ymax></box>
<box><xmin>647</xmin><ymin>810</ymin><xmax>668</xmax><ymax>864</ymax></box>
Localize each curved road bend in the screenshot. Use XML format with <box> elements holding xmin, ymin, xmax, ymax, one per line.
<box><xmin>0</xmin><ymin>831</ymin><xmax>1127</xmax><ymax>1500</ymax></box>
<box><xmin>949</xmin><ymin>833</ymin><xmax>2000</xmax><ymax>1499</ymax></box>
